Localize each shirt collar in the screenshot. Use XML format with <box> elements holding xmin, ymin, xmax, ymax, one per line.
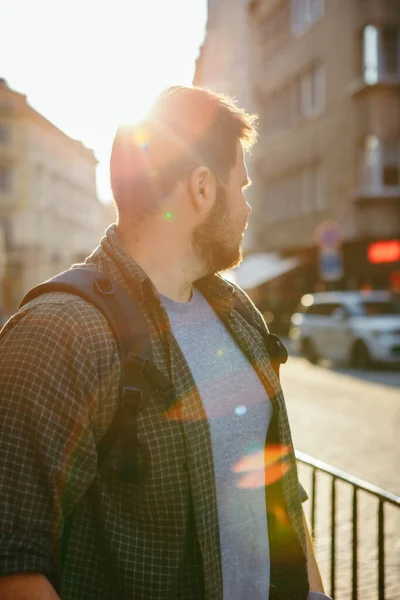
<box><xmin>100</xmin><ymin>223</ymin><xmax>236</xmax><ymax>315</ymax></box>
<box><xmin>195</xmin><ymin>273</ymin><xmax>236</xmax><ymax>316</ymax></box>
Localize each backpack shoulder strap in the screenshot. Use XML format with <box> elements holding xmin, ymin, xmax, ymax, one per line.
<box><xmin>20</xmin><ymin>268</ymin><xmax>151</xmax><ymax>365</ymax></box>
<box><xmin>232</xmin><ymin>293</ymin><xmax>288</xmax><ymax>379</ymax></box>
<box><xmin>20</xmin><ymin>268</ymin><xmax>174</xmax><ymax>479</ymax></box>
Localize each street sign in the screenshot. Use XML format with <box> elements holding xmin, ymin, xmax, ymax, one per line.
<box><xmin>315</xmin><ymin>220</ymin><xmax>343</xmax><ymax>249</ymax></box>
<box><xmin>319</xmin><ymin>247</ymin><xmax>343</xmax><ymax>282</ymax></box>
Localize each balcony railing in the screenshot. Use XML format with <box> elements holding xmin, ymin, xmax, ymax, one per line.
<box><xmin>354</xmin><ymin>185</ymin><xmax>400</xmax><ymax>201</ymax></box>
<box><xmin>296</xmin><ymin>450</ymin><xmax>400</xmax><ymax>600</ymax></box>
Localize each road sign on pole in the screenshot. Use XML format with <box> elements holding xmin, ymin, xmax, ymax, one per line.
<box><xmin>319</xmin><ymin>247</ymin><xmax>343</xmax><ymax>282</ymax></box>
<box><xmin>315</xmin><ymin>220</ymin><xmax>343</xmax><ymax>249</ymax></box>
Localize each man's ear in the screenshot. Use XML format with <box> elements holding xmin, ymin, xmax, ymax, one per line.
<box><xmin>188</xmin><ymin>166</ymin><xmax>215</xmax><ymax>212</ymax></box>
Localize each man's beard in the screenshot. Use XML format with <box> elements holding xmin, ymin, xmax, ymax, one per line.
<box><xmin>192</xmin><ymin>183</ymin><xmax>245</xmax><ymax>276</ymax></box>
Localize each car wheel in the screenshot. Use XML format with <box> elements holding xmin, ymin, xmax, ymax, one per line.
<box><xmin>352</xmin><ymin>340</ymin><xmax>371</xmax><ymax>369</ymax></box>
<box><xmin>302</xmin><ymin>338</ymin><xmax>320</xmax><ymax>364</ymax></box>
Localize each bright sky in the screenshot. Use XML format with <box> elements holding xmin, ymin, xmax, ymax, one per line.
<box><xmin>1</xmin><ymin>0</ymin><xmax>208</xmax><ymax>200</ymax></box>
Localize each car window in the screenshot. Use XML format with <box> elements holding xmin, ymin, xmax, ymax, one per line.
<box><xmin>358</xmin><ymin>300</ymin><xmax>400</xmax><ymax>316</ymax></box>
<box><xmin>306</xmin><ymin>302</ymin><xmax>343</xmax><ymax>316</ymax></box>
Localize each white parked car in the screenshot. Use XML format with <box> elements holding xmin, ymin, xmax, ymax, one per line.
<box><xmin>290</xmin><ymin>291</ymin><xmax>400</xmax><ymax>367</ymax></box>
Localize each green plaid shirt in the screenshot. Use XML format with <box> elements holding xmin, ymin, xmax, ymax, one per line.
<box><xmin>0</xmin><ymin>225</ymin><xmax>308</xmax><ymax>599</ymax></box>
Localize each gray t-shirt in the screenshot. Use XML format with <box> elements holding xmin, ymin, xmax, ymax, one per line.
<box><xmin>161</xmin><ymin>288</ymin><xmax>273</xmax><ymax>600</ymax></box>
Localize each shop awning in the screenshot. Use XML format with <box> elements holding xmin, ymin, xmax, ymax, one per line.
<box><xmin>221</xmin><ymin>253</ymin><xmax>300</xmax><ymax>290</ymax></box>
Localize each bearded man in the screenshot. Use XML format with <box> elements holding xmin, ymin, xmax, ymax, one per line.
<box><xmin>0</xmin><ymin>86</ymin><xmax>330</xmax><ymax>600</ymax></box>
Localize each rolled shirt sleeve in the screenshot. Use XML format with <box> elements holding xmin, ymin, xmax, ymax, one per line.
<box><xmin>0</xmin><ymin>298</ymin><xmax>112</xmax><ymax>579</ymax></box>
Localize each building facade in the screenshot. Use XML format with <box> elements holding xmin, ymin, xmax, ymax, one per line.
<box><xmin>194</xmin><ymin>0</ymin><xmax>254</xmax><ymax>107</ymax></box>
<box><xmin>194</xmin><ymin>0</ymin><xmax>258</xmax><ymax>250</ymax></box>
<box><xmin>195</xmin><ymin>0</ymin><xmax>400</xmax><ymax>329</ymax></box>
<box><xmin>0</xmin><ymin>79</ymin><xmax>103</xmax><ymax>314</ymax></box>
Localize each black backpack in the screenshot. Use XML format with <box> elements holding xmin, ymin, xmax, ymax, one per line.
<box><xmin>20</xmin><ymin>268</ymin><xmax>288</xmax><ymax>481</ymax></box>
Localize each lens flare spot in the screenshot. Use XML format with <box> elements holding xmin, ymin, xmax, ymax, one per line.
<box><xmin>165</xmin><ymin>211</ymin><xmax>173</xmax><ymax>220</ymax></box>
<box><xmin>217</xmin><ymin>348</ymin><xmax>224</xmax><ymax>357</ymax></box>
<box><xmin>232</xmin><ymin>450</ymin><xmax>265</xmax><ymax>474</ymax></box>
<box><xmin>134</xmin><ymin>128</ymin><xmax>149</xmax><ymax>153</ymax></box>
<box><xmin>231</xmin><ymin>445</ymin><xmax>292</xmax><ymax>489</ymax></box>
<box><xmin>237</xmin><ymin>462</ymin><xmax>290</xmax><ymax>489</ymax></box>
<box><xmin>232</xmin><ymin>445</ymin><xmax>290</xmax><ymax>474</ymax></box>
<box><xmin>235</xmin><ymin>405</ymin><xmax>247</xmax><ymax>417</ymax></box>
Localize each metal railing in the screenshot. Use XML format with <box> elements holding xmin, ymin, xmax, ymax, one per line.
<box><xmin>296</xmin><ymin>451</ymin><xmax>400</xmax><ymax>600</ymax></box>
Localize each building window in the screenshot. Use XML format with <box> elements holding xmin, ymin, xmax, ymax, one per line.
<box><xmin>382</xmin><ymin>140</ymin><xmax>400</xmax><ymax>186</ymax></box>
<box><xmin>363</xmin><ymin>26</ymin><xmax>379</xmax><ymax>84</ymax></box>
<box><xmin>361</xmin><ymin>135</ymin><xmax>400</xmax><ymax>190</ymax></box>
<box><xmin>300</xmin><ymin>65</ymin><xmax>325</xmax><ymax>118</ymax></box>
<box><xmin>381</xmin><ymin>26</ymin><xmax>399</xmax><ymax>77</ymax></box>
<box><xmin>0</xmin><ymin>166</ymin><xmax>12</xmax><ymax>193</ymax></box>
<box><xmin>291</xmin><ymin>0</ymin><xmax>325</xmax><ymax>36</ymax></box>
<box><xmin>363</xmin><ymin>25</ymin><xmax>400</xmax><ymax>84</ymax></box>
<box><xmin>262</xmin><ymin>64</ymin><xmax>325</xmax><ymax>137</ymax></box>
<box><xmin>267</xmin><ymin>164</ymin><xmax>324</xmax><ymax>224</ymax></box>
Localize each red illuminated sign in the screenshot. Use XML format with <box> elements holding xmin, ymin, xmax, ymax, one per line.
<box><xmin>367</xmin><ymin>240</ymin><xmax>400</xmax><ymax>264</ymax></box>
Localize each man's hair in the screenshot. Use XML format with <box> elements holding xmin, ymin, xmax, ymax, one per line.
<box><xmin>110</xmin><ymin>86</ymin><xmax>258</xmax><ymax>221</ymax></box>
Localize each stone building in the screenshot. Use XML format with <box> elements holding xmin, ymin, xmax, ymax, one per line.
<box><xmin>195</xmin><ymin>0</ymin><xmax>400</xmax><ymax>328</ymax></box>
<box><xmin>0</xmin><ymin>78</ymin><xmax>103</xmax><ymax>313</ymax></box>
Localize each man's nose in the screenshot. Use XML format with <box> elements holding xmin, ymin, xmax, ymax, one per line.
<box><xmin>246</xmin><ymin>202</ymin><xmax>252</xmax><ymax>215</ymax></box>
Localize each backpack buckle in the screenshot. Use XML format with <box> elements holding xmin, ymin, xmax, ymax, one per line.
<box><xmin>268</xmin><ymin>335</ymin><xmax>288</xmax><ymax>364</ymax></box>
<box><xmin>121</xmin><ymin>386</ymin><xmax>144</xmax><ymax>413</ymax></box>
<box><xmin>126</xmin><ymin>354</ymin><xmax>151</xmax><ymax>376</ymax></box>
<box><xmin>94</xmin><ymin>278</ymin><xmax>115</xmax><ymax>296</ymax></box>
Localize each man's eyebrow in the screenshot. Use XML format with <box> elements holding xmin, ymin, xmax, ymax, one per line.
<box><xmin>242</xmin><ymin>178</ymin><xmax>252</xmax><ymax>189</ymax></box>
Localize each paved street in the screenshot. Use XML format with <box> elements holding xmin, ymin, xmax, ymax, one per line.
<box><xmin>280</xmin><ymin>355</ymin><xmax>400</xmax><ymax>599</ymax></box>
